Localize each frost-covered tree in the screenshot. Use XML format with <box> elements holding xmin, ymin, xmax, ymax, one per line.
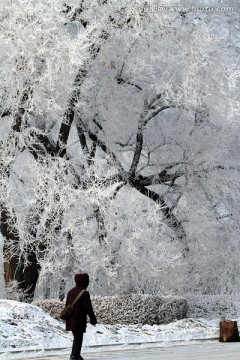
<box><xmin>0</xmin><ymin>0</ymin><xmax>240</xmax><ymax>300</ymax></box>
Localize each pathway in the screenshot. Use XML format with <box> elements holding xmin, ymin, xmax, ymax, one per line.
<box><xmin>22</xmin><ymin>342</ymin><xmax>240</xmax><ymax>360</ymax></box>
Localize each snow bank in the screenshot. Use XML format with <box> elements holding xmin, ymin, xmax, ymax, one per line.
<box><xmin>0</xmin><ymin>299</ymin><xmax>222</xmax><ymax>360</ymax></box>
<box><xmin>1</xmin><ymin>298</ymin><xmax>239</xmax><ymax>359</ymax></box>
<box><xmin>0</xmin><ymin>300</ymin><xmax>71</xmax><ymax>352</ymax></box>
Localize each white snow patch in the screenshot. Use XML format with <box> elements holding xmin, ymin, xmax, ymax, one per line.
<box><xmin>0</xmin><ymin>300</ymin><xmax>71</xmax><ymax>352</ymax></box>
<box><xmin>0</xmin><ymin>300</ymin><xmax>237</xmax><ymax>359</ymax></box>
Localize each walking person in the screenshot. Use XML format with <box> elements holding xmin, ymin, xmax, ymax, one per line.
<box><xmin>66</xmin><ymin>273</ymin><xmax>97</xmax><ymax>360</ymax></box>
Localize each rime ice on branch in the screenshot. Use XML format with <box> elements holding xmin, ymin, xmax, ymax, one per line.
<box><xmin>0</xmin><ymin>0</ymin><xmax>239</xmax><ymax>299</ymax></box>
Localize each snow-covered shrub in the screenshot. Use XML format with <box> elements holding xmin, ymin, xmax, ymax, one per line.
<box><xmin>91</xmin><ymin>295</ymin><xmax>187</xmax><ymax>325</ymax></box>
<box><xmin>186</xmin><ymin>294</ymin><xmax>240</xmax><ymax>319</ymax></box>
<box><xmin>35</xmin><ymin>294</ymin><xmax>240</xmax><ymax>324</ymax></box>
<box><xmin>34</xmin><ymin>294</ymin><xmax>187</xmax><ymax>325</ymax></box>
<box><xmin>33</xmin><ymin>299</ymin><xmax>63</xmax><ymax>319</ymax></box>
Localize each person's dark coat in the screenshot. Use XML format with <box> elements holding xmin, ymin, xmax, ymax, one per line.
<box><xmin>65</xmin><ymin>273</ymin><xmax>97</xmax><ymax>333</ymax></box>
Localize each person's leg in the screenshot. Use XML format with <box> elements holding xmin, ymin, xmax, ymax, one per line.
<box><xmin>70</xmin><ymin>331</ymin><xmax>84</xmax><ymax>360</ymax></box>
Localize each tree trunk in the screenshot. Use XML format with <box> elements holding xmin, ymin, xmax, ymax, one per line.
<box><xmin>0</xmin><ymin>204</ymin><xmax>19</xmax><ymax>283</ymax></box>
<box><xmin>59</xmin><ymin>278</ymin><xmax>66</xmax><ymax>301</ymax></box>
<box><xmin>17</xmin><ymin>254</ymin><xmax>41</xmax><ymax>302</ymax></box>
<box><xmin>0</xmin><ymin>232</ymin><xmax>6</xmax><ymax>298</ymax></box>
<box><xmin>0</xmin><ymin>204</ymin><xmax>41</xmax><ymax>302</ymax></box>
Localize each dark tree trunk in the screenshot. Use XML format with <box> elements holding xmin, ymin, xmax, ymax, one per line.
<box><xmin>59</xmin><ymin>278</ymin><xmax>66</xmax><ymax>301</ymax></box>
<box><xmin>17</xmin><ymin>253</ymin><xmax>41</xmax><ymax>302</ymax></box>
<box><xmin>0</xmin><ymin>204</ymin><xmax>41</xmax><ymax>302</ymax></box>
<box><xmin>1</xmin><ymin>205</ymin><xmax>20</xmax><ymax>283</ymax></box>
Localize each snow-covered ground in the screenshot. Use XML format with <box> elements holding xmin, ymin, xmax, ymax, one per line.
<box><xmin>0</xmin><ymin>299</ymin><xmax>232</xmax><ymax>359</ymax></box>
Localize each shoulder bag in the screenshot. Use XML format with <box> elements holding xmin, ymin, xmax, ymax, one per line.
<box><xmin>60</xmin><ymin>289</ymin><xmax>85</xmax><ymax>321</ymax></box>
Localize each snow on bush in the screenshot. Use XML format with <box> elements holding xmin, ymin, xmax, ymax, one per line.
<box><xmin>34</xmin><ymin>294</ymin><xmax>187</xmax><ymax>325</ymax></box>
<box><xmin>33</xmin><ymin>299</ymin><xmax>63</xmax><ymax>319</ymax></box>
<box><xmin>92</xmin><ymin>295</ymin><xmax>187</xmax><ymax>325</ymax></box>
<box><xmin>186</xmin><ymin>294</ymin><xmax>240</xmax><ymax>319</ymax></box>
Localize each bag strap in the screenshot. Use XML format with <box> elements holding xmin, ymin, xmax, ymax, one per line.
<box><xmin>71</xmin><ymin>289</ymin><xmax>85</xmax><ymax>308</ymax></box>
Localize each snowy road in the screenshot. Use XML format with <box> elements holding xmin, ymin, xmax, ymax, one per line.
<box><xmin>24</xmin><ymin>342</ymin><xmax>240</xmax><ymax>360</ymax></box>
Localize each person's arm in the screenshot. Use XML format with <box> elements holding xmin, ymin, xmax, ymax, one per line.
<box><xmin>83</xmin><ymin>291</ymin><xmax>97</xmax><ymax>325</ymax></box>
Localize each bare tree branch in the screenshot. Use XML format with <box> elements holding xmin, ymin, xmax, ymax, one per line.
<box><xmin>83</xmin><ymin>123</ymin><xmax>126</xmax><ymax>173</ymax></box>
<box><xmin>129</xmin><ymin>181</ymin><xmax>189</xmax><ymax>256</ymax></box>
<box><xmin>116</xmin><ymin>75</ymin><xmax>143</xmax><ymax>90</ymax></box>
<box><xmin>0</xmin><ymin>109</ymin><xmax>11</xmax><ymax>118</ymax></box>
<box><xmin>135</xmin><ymin>168</ymin><xmax>185</xmax><ymax>186</ymax></box>
<box><xmin>129</xmin><ymin>96</ymin><xmax>177</xmax><ymax>176</ymax></box>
